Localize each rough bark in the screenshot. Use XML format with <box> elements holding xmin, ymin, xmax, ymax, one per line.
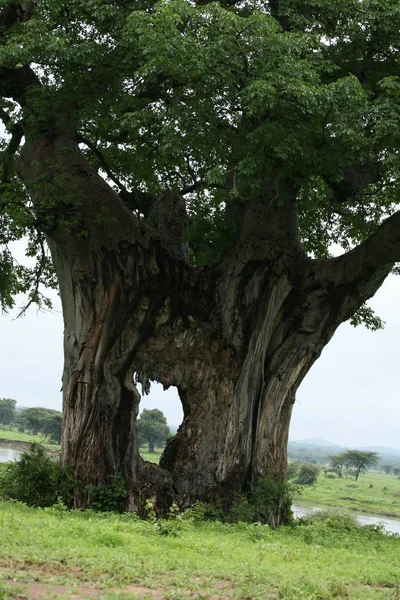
<box><xmin>6</xmin><ymin>95</ymin><xmax>398</xmax><ymax>526</ymax></box>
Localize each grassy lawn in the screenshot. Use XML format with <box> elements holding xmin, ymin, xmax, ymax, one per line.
<box><xmin>294</xmin><ymin>470</ymin><xmax>400</xmax><ymax>518</ymax></box>
<box><xmin>0</xmin><ymin>501</ymin><xmax>399</xmax><ymax>599</ymax></box>
<box><xmin>0</xmin><ymin>427</ymin><xmax>59</xmax><ymax>452</ymax></box>
<box><xmin>139</xmin><ymin>449</ymin><xmax>162</xmax><ymax>464</ymax></box>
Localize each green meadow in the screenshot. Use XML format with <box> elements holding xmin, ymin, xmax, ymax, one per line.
<box><xmin>293</xmin><ymin>471</ymin><xmax>400</xmax><ymax>519</ymax></box>
<box><xmin>0</xmin><ymin>501</ymin><xmax>399</xmax><ymax>600</ymax></box>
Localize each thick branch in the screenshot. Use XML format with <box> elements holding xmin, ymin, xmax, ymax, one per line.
<box><xmin>321</xmin><ymin>211</ymin><xmax>400</xmax><ymax>322</ymax></box>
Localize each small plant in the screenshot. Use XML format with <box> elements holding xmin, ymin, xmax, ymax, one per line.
<box><xmin>182</xmin><ymin>501</ymin><xmax>224</xmax><ymax>522</ymax></box>
<box><xmin>144</xmin><ymin>500</ymin><xmax>183</xmax><ymax>536</ymax></box>
<box><xmin>85</xmin><ymin>473</ymin><xmax>127</xmax><ymax>512</ymax></box>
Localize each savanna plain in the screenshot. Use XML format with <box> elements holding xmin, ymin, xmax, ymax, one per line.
<box><xmin>0</xmin><ymin>429</ymin><xmax>400</xmax><ymax>599</ymax></box>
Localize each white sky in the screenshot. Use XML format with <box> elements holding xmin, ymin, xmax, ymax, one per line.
<box><xmin>0</xmin><ymin>264</ymin><xmax>399</xmax><ymax>450</ymax></box>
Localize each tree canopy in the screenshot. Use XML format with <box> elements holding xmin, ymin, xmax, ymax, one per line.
<box><xmin>137</xmin><ymin>408</ymin><xmax>170</xmax><ymax>452</ymax></box>
<box><xmin>343</xmin><ymin>450</ymin><xmax>379</xmax><ymax>481</ymax></box>
<box><xmin>0</xmin><ymin>0</ymin><xmax>399</xmax><ymax>321</ymax></box>
<box><xmin>0</xmin><ymin>397</ymin><xmax>16</xmax><ymax>425</ymax></box>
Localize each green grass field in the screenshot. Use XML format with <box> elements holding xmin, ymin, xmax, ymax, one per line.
<box><xmin>0</xmin><ymin>427</ymin><xmax>60</xmax><ymax>452</ymax></box>
<box><xmin>293</xmin><ymin>470</ymin><xmax>400</xmax><ymax>518</ymax></box>
<box><xmin>0</xmin><ymin>501</ymin><xmax>399</xmax><ymax>599</ymax></box>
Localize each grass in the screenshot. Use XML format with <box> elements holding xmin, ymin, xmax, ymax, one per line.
<box><xmin>293</xmin><ymin>470</ymin><xmax>400</xmax><ymax>518</ymax></box>
<box><xmin>0</xmin><ymin>427</ymin><xmax>59</xmax><ymax>452</ymax></box>
<box><xmin>0</xmin><ymin>501</ymin><xmax>399</xmax><ymax>599</ymax></box>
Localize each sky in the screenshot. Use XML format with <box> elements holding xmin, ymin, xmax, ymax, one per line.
<box><xmin>0</xmin><ymin>261</ymin><xmax>399</xmax><ymax>450</ymax></box>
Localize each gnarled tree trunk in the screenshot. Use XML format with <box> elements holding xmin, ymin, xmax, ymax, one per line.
<box><xmin>16</xmin><ymin>131</ymin><xmax>396</xmax><ymax>525</ymax></box>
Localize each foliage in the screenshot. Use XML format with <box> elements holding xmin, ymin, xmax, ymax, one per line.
<box><xmin>17</xmin><ymin>407</ymin><xmax>62</xmax><ymax>443</ymax></box>
<box><xmin>0</xmin><ymin>0</ymin><xmax>399</xmax><ymax>330</ymax></box>
<box><xmin>85</xmin><ymin>473</ymin><xmax>127</xmax><ymax>512</ymax></box>
<box><xmin>295</xmin><ymin>462</ymin><xmax>320</xmax><ymax>486</ymax></box>
<box><xmin>0</xmin><ymin>398</ymin><xmax>16</xmax><ymax>426</ymax></box>
<box><xmin>136</xmin><ymin>409</ymin><xmax>170</xmax><ymax>453</ymax></box>
<box><xmin>0</xmin><ymin>444</ymin><xmax>73</xmax><ymax>507</ymax></box>
<box><xmin>342</xmin><ymin>450</ymin><xmax>379</xmax><ymax>481</ymax></box>
<box><xmin>0</xmin><ymin>500</ymin><xmax>398</xmax><ymax>599</ymax></box>
<box><xmin>285</xmin><ymin>460</ymin><xmax>299</xmax><ymax>479</ymax></box>
<box><xmin>226</xmin><ymin>476</ymin><xmax>298</xmax><ymax>527</ymax></box>
<box><xmin>144</xmin><ymin>500</ymin><xmax>183</xmax><ymax>536</ymax></box>
<box><xmin>327</xmin><ymin>453</ymin><xmax>347</xmax><ymax>478</ymax></box>
<box><xmin>381</xmin><ymin>463</ymin><xmax>392</xmax><ymax>475</ymax></box>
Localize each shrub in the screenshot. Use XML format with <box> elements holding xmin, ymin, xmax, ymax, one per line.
<box><xmin>295</xmin><ymin>463</ymin><xmax>320</xmax><ymax>485</ymax></box>
<box><xmin>85</xmin><ymin>473</ymin><xmax>127</xmax><ymax>512</ymax></box>
<box><xmin>297</xmin><ymin>510</ymin><xmax>358</xmax><ymax>531</ymax></box>
<box><xmin>286</xmin><ymin>461</ymin><xmax>299</xmax><ymax>480</ymax></box>
<box><xmin>227</xmin><ymin>476</ymin><xmax>299</xmax><ymax>527</ymax></box>
<box><xmin>0</xmin><ymin>444</ymin><xmax>73</xmax><ymax>507</ymax></box>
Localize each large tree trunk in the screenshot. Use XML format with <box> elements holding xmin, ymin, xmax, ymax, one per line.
<box><xmin>16</xmin><ymin>132</ymin><xmax>395</xmax><ymax>525</ymax></box>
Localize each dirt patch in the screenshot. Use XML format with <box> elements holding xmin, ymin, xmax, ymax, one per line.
<box><xmin>347</xmin><ymin>484</ymin><xmax>358</xmax><ymax>489</ymax></box>
<box><xmin>0</xmin><ymin>565</ymin><xmax>236</xmax><ymax>599</ymax></box>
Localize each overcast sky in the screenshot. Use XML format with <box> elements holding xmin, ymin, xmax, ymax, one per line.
<box><xmin>0</xmin><ymin>263</ymin><xmax>399</xmax><ymax>450</ymax></box>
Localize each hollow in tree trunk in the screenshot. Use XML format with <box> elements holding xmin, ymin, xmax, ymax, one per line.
<box><xmin>16</xmin><ymin>132</ymin><xmax>396</xmax><ymax>526</ymax></box>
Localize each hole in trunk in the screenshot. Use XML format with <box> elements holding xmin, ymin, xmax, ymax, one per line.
<box><xmin>136</xmin><ymin>381</ymin><xmax>183</xmax><ymax>458</ymax></box>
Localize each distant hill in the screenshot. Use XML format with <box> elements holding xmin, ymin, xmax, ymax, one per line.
<box><xmin>357</xmin><ymin>446</ymin><xmax>400</xmax><ymax>456</ymax></box>
<box><xmin>288</xmin><ymin>438</ymin><xmax>400</xmax><ymax>466</ymax></box>
<box><xmin>290</xmin><ymin>438</ymin><xmax>341</xmax><ymax>448</ymax></box>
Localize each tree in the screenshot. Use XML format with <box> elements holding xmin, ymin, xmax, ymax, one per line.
<box><xmin>0</xmin><ymin>398</ymin><xmax>16</xmax><ymax>426</ymax></box>
<box><xmin>1</xmin><ymin>0</ymin><xmax>400</xmax><ymax>523</ymax></box>
<box><xmin>295</xmin><ymin>463</ymin><xmax>320</xmax><ymax>486</ymax></box>
<box><xmin>327</xmin><ymin>453</ymin><xmax>347</xmax><ymax>478</ymax></box>
<box><xmin>343</xmin><ymin>450</ymin><xmax>379</xmax><ymax>481</ymax></box>
<box><xmin>393</xmin><ymin>467</ymin><xmax>400</xmax><ymax>477</ymax></box>
<box><xmin>40</xmin><ymin>413</ymin><xmax>63</xmax><ymax>444</ymax></box>
<box><xmin>137</xmin><ymin>409</ymin><xmax>170</xmax><ymax>453</ymax></box>
<box><xmin>381</xmin><ymin>464</ymin><xmax>392</xmax><ymax>475</ymax></box>
<box><xmin>17</xmin><ymin>407</ymin><xmax>62</xmax><ymax>440</ymax></box>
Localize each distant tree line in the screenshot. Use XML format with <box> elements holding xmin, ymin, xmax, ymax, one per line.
<box><xmin>0</xmin><ymin>398</ymin><xmax>16</xmax><ymax>426</ymax></box>
<box><xmin>17</xmin><ymin>408</ymin><xmax>63</xmax><ymax>444</ymax></box>
<box><xmin>0</xmin><ymin>399</ymin><xmax>62</xmax><ymax>445</ymax></box>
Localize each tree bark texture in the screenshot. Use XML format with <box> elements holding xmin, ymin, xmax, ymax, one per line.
<box><xmin>16</xmin><ymin>132</ymin><xmax>397</xmax><ymax>524</ymax></box>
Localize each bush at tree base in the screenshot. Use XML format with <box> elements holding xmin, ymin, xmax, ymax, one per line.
<box><xmin>184</xmin><ymin>476</ymin><xmax>299</xmax><ymax>527</ymax></box>
<box><xmin>0</xmin><ymin>444</ymin><xmax>73</xmax><ymax>508</ymax></box>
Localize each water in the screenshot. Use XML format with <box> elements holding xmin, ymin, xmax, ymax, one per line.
<box><xmin>292</xmin><ymin>503</ymin><xmax>400</xmax><ymax>535</ymax></box>
<box><xmin>0</xmin><ymin>445</ymin><xmax>21</xmax><ymax>463</ymax></box>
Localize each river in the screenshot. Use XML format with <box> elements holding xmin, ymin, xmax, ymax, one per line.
<box><xmin>292</xmin><ymin>503</ymin><xmax>400</xmax><ymax>535</ymax></box>
<box><xmin>0</xmin><ymin>444</ymin><xmax>21</xmax><ymax>463</ymax></box>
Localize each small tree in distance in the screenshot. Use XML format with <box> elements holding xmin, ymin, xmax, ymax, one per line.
<box><xmin>393</xmin><ymin>467</ymin><xmax>400</xmax><ymax>477</ymax></box>
<box><xmin>0</xmin><ymin>399</ymin><xmax>16</xmax><ymax>426</ymax></box>
<box><xmin>137</xmin><ymin>409</ymin><xmax>170</xmax><ymax>453</ymax></box>
<box><xmin>327</xmin><ymin>453</ymin><xmax>347</xmax><ymax>478</ymax></box>
<box><xmin>343</xmin><ymin>450</ymin><xmax>379</xmax><ymax>481</ymax></box>
<box><xmin>381</xmin><ymin>464</ymin><xmax>392</xmax><ymax>475</ymax></box>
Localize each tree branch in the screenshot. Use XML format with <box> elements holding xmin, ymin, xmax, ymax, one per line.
<box><xmin>320</xmin><ymin>210</ymin><xmax>400</xmax><ymax>323</ymax></box>
<box><xmin>77</xmin><ymin>134</ymin><xmax>157</xmax><ymax>216</ymax></box>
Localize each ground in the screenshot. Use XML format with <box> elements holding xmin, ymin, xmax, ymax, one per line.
<box><xmin>0</xmin><ymin>501</ymin><xmax>399</xmax><ymax>599</ymax></box>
